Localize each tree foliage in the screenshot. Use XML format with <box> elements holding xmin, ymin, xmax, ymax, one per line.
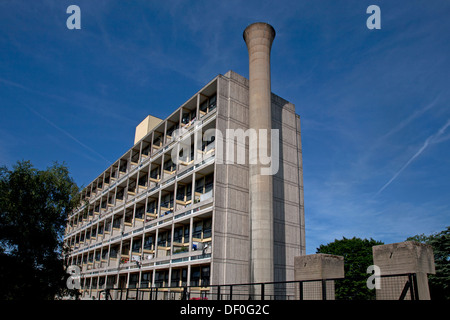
<box><xmin>0</xmin><ymin>160</ymin><xmax>79</xmax><ymax>299</ymax></box>
<box><xmin>407</xmin><ymin>226</ymin><xmax>450</xmax><ymax>300</ymax></box>
<box><xmin>317</xmin><ymin>237</ymin><xmax>383</xmax><ymax>300</ymax></box>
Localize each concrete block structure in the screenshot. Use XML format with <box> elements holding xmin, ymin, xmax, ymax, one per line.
<box><xmin>373</xmin><ymin>241</ymin><xmax>435</xmax><ymax>300</ymax></box>
<box><xmin>294</xmin><ymin>254</ymin><xmax>344</xmax><ymax>300</ymax></box>
<box><xmin>63</xmin><ymin>23</ymin><xmax>306</xmax><ymax>299</ymax></box>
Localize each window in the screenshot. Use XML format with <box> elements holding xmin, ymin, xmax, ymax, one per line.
<box><xmin>193</xmin><ymin>222</ymin><xmax>202</xmax><ymax>239</ymax></box>
<box><xmin>157</xmin><ymin>230</ymin><xmax>171</xmax><ymax>248</ymax></box>
<box><xmin>182</xmin><ymin>109</ymin><xmax>196</xmax><ymax>126</ymax></box>
<box><xmin>205</xmin><ymin>174</ymin><xmax>214</xmax><ymax>193</ymax></box>
<box><xmin>195</xmin><ymin>178</ymin><xmax>204</xmax><ymax>194</ymax></box>
<box><xmin>189</xmin><ymin>266</ymin><xmax>210</xmax><ymax>287</ymax></box>
<box><xmin>171</xmin><ymin>269</ymin><xmax>180</xmax><ymax>287</ymax></box>
<box><xmin>191</xmin><ymin>267</ymin><xmax>200</xmax><ymax>287</ymax></box>
<box><xmin>101</xmin><ymin>248</ymin><xmax>108</xmax><ymax>260</ymax></box>
<box><xmin>161</xmin><ymin>193</ymin><xmax>174</xmax><ymax>211</ymax></box>
<box><xmin>184</xmin><ymin>227</ymin><xmax>190</xmax><ymax>243</ymax></box>
<box><xmin>166</xmin><ymin>124</ymin><xmax>178</xmax><ymax>139</ymax></box>
<box><xmin>173</xmin><ymin>227</ymin><xmax>183</xmax><ymax>243</ymax></box>
<box><xmin>105</xmin><ymin>221</ymin><xmax>111</xmax><ymax>232</ymax></box>
<box><xmin>195</xmin><ymin>173</ymin><xmax>214</xmax><ymax>202</ymax></box>
<box><xmin>129</xmin><ymin>274</ymin><xmax>139</xmax><ymax>288</ymax></box>
<box><xmin>153</xmin><ymin>136</ymin><xmax>161</xmax><ymax>148</ymax></box>
<box><xmin>176</xmin><ymin>184</ymin><xmax>192</xmax><ymax>203</ymax></box>
<box><xmin>164</xmin><ymin>158</ymin><xmax>176</xmax><ymax>173</ymax></box>
<box><xmin>135</xmin><ymin>206</ymin><xmax>144</xmax><ymax>219</ymax></box>
<box><xmin>203</xmin><ymin>219</ymin><xmax>212</xmax><ymax>239</ymax></box>
<box><xmin>141</xmin><ymin>272</ymin><xmax>152</xmax><ymax>288</ymax></box>
<box><xmin>155</xmin><ymin>270</ymin><xmax>168</xmax><ymax>288</ymax></box>
<box><xmin>132</xmin><ymin>239</ymin><xmax>142</xmax><ymax>253</ymax></box>
<box><xmin>202</xmin><ymin>135</ymin><xmax>215</xmax><ymax>152</ymax></box>
<box><xmin>193</xmin><ymin>219</ymin><xmax>212</xmax><ymax>240</ymax></box>
<box><xmin>147</xmin><ymin>200</ymin><xmax>157</xmax><ymax>214</ymax></box>
<box><xmin>112</xmin><ymin>217</ymin><xmax>121</xmax><ymax>229</ymax></box>
<box><xmin>199</xmin><ymin>94</ymin><xmax>216</xmax><ymax>115</ymax></box>
<box><xmin>116</xmin><ymin>189</ymin><xmax>124</xmax><ymax>201</ymax></box>
<box><xmin>200</xmin><ymin>100</ymin><xmax>208</xmax><ymax>114</ymax></box>
<box><xmin>144</xmin><ymin>235</ymin><xmax>154</xmax><ymax>251</ymax></box>
<box><xmin>138</xmin><ymin>174</ymin><xmax>147</xmax><ymax>187</ymax></box>
<box><xmin>150</xmin><ymin>167</ymin><xmax>160</xmax><ymax>180</ymax></box>
<box><xmin>106</xmin><ymin>276</ymin><xmax>116</xmax><ymax>289</ymax></box>
<box><xmin>201</xmin><ymin>266</ymin><xmax>211</xmax><ymax>287</ymax></box>
<box><xmin>142</xmin><ymin>144</ymin><xmax>150</xmax><ymax>156</ymax></box>
<box><xmin>119</xmin><ymin>160</ymin><xmax>127</xmax><ymax>173</ymax></box>
<box><xmin>209</xmin><ymin>94</ymin><xmax>216</xmax><ymax>110</ymax></box>
<box><xmin>110</xmin><ymin>247</ymin><xmax>118</xmax><ymax>258</ymax></box>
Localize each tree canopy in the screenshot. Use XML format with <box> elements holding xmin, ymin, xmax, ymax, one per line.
<box><xmin>316</xmin><ymin>237</ymin><xmax>383</xmax><ymax>300</ymax></box>
<box><xmin>407</xmin><ymin>226</ymin><xmax>450</xmax><ymax>300</ymax></box>
<box><xmin>0</xmin><ymin>160</ymin><xmax>79</xmax><ymax>299</ymax></box>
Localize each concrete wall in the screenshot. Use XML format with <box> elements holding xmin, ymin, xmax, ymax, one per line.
<box><xmin>373</xmin><ymin>241</ymin><xmax>435</xmax><ymax>300</ymax></box>
<box><xmin>212</xmin><ymin>70</ymin><xmax>305</xmax><ymax>286</ymax></box>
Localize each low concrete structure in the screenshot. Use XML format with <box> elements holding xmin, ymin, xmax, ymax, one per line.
<box><xmin>294</xmin><ymin>254</ymin><xmax>344</xmax><ymax>300</ymax></box>
<box><xmin>372</xmin><ymin>241</ymin><xmax>435</xmax><ymax>300</ymax></box>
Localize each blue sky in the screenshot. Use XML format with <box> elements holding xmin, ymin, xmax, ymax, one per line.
<box><xmin>1</xmin><ymin>0</ymin><xmax>449</xmax><ymax>254</ymax></box>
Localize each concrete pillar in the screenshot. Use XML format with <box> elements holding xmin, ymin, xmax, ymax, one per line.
<box><xmin>243</xmin><ymin>22</ymin><xmax>276</xmax><ymax>285</ymax></box>
<box><xmin>294</xmin><ymin>254</ymin><xmax>345</xmax><ymax>300</ymax></box>
<box><xmin>372</xmin><ymin>241</ymin><xmax>435</xmax><ymax>300</ymax></box>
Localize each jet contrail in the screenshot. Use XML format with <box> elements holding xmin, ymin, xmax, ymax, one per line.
<box><xmin>27</xmin><ymin>106</ymin><xmax>111</xmax><ymax>165</ymax></box>
<box><xmin>376</xmin><ymin>118</ymin><xmax>450</xmax><ymax>196</ymax></box>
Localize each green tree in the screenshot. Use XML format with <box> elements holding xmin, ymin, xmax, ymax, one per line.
<box><xmin>407</xmin><ymin>226</ymin><xmax>450</xmax><ymax>300</ymax></box>
<box><xmin>317</xmin><ymin>237</ymin><xmax>383</xmax><ymax>300</ymax></box>
<box><xmin>0</xmin><ymin>160</ymin><xmax>79</xmax><ymax>299</ymax></box>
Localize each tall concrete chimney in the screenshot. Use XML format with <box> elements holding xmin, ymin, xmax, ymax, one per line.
<box><xmin>243</xmin><ymin>22</ymin><xmax>276</xmax><ymax>284</ymax></box>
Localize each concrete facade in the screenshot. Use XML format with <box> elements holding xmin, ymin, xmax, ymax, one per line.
<box><xmin>63</xmin><ymin>69</ymin><xmax>306</xmax><ymax>298</ymax></box>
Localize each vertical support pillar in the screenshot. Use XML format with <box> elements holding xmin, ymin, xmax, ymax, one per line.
<box><xmin>372</xmin><ymin>241</ymin><xmax>436</xmax><ymax>300</ymax></box>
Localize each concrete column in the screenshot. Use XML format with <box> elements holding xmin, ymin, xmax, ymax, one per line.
<box><xmin>294</xmin><ymin>254</ymin><xmax>345</xmax><ymax>300</ymax></box>
<box><xmin>372</xmin><ymin>241</ymin><xmax>436</xmax><ymax>300</ymax></box>
<box><xmin>243</xmin><ymin>22</ymin><xmax>276</xmax><ymax>285</ymax></box>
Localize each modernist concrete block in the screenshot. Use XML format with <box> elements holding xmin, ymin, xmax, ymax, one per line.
<box><xmin>294</xmin><ymin>254</ymin><xmax>344</xmax><ymax>300</ymax></box>
<box><xmin>294</xmin><ymin>254</ymin><xmax>345</xmax><ymax>281</ymax></box>
<box><xmin>373</xmin><ymin>241</ymin><xmax>435</xmax><ymax>300</ymax></box>
<box><xmin>373</xmin><ymin>241</ymin><xmax>435</xmax><ymax>275</ymax></box>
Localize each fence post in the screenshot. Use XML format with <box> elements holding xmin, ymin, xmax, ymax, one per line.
<box><xmin>321</xmin><ymin>280</ymin><xmax>327</xmax><ymax>301</ymax></box>
<box><xmin>261</xmin><ymin>283</ymin><xmax>265</xmax><ymax>300</ymax></box>
<box><xmin>299</xmin><ymin>282</ymin><xmax>303</xmax><ymax>300</ymax></box>
<box><xmin>217</xmin><ymin>285</ymin><xmax>221</xmax><ymax>300</ymax></box>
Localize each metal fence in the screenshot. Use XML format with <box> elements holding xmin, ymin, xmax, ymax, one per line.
<box><xmin>94</xmin><ymin>279</ymin><xmax>339</xmax><ymax>301</ymax></box>
<box><xmin>376</xmin><ymin>273</ymin><xmax>419</xmax><ymax>300</ymax></box>
<box><xmin>88</xmin><ymin>273</ymin><xmax>419</xmax><ymax>301</ymax></box>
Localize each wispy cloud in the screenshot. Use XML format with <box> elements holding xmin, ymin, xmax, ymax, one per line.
<box><xmin>381</xmin><ymin>96</ymin><xmax>440</xmax><ymax>140</ymax></box>
<box><xmin>376</xmin><ymin>118</ymin><xmax>450</xmax><ymax>196</ymax></box>
<box><xmin>25</xmin><ymin>105</ymin><xmax>111</xmax><ymax>165</ymax></box>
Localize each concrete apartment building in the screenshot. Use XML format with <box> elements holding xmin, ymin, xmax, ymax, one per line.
<box><xmin>63</xmin><ymin>23</ymin><xmax>306</xmax><ymax>299</ymax></box>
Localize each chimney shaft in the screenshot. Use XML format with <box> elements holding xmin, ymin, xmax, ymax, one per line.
<box><xmin>243</xmin><ymin>22</ymin><xmax>276</xmax><ymax>284</ymax></box>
